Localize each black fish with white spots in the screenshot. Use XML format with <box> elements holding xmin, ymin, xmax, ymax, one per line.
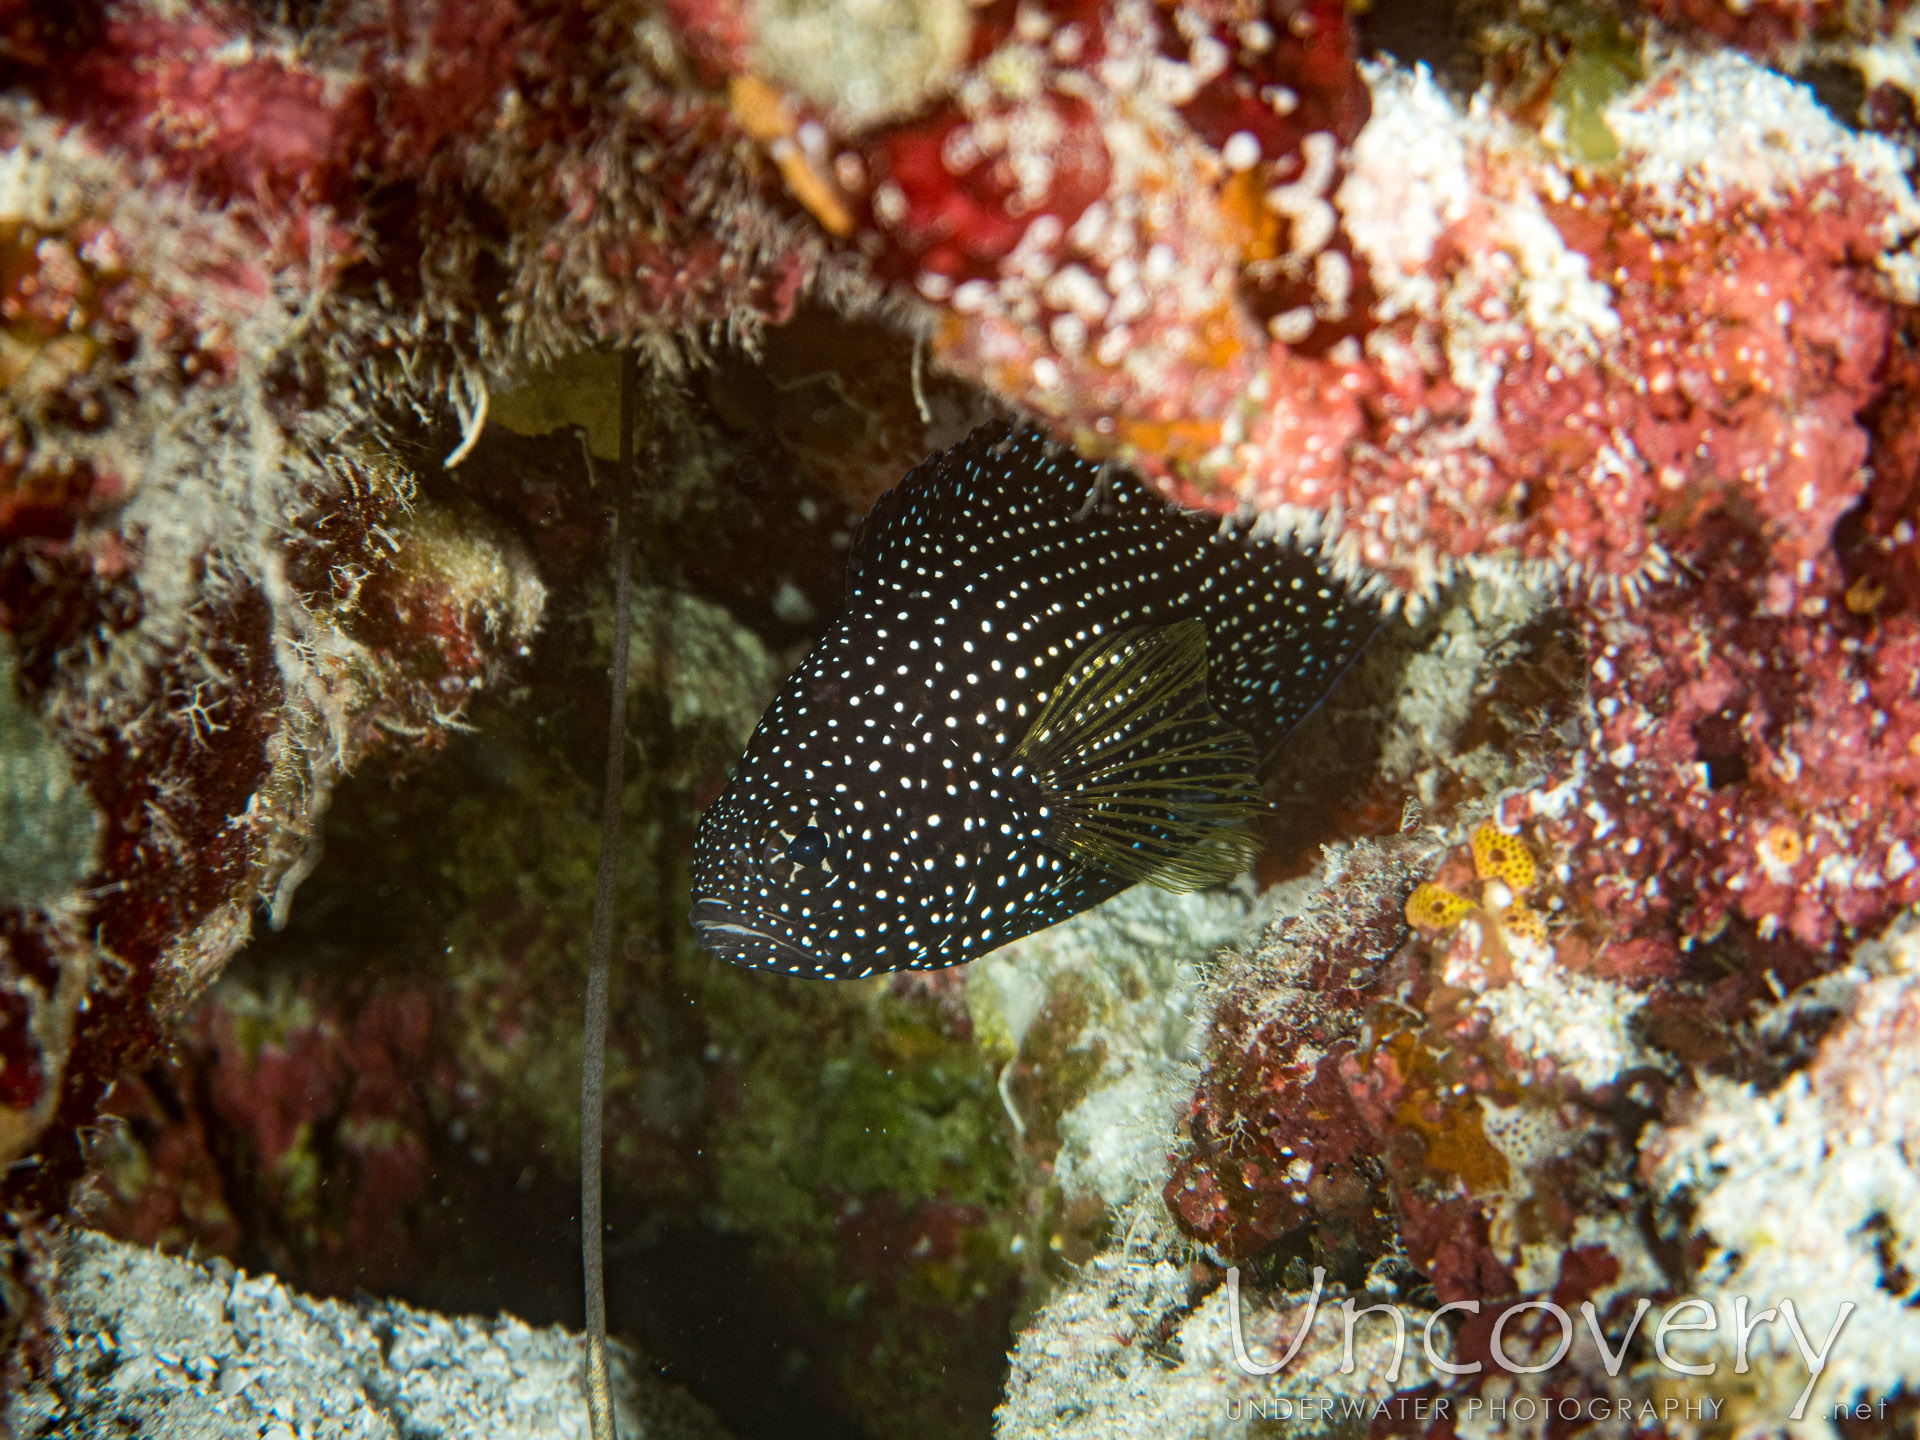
<box><xmin>690</xmin><ymin>422</ymin><xmax>1376</xmax><ymax>978</ymax></box>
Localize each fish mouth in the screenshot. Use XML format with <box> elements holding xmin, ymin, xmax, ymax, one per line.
<box><xmin>690</xmin><ymin>896</ymin><xmax>812</xmax><ymax>970</ymax></box>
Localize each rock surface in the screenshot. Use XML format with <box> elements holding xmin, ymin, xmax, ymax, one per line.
<box><xmin>8</xmin><ymin>1228</ymin><xmax>735</xmax><ymax>1440</ymax></box>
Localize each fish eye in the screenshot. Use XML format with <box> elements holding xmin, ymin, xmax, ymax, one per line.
<box><xmin>787</xmin><ymin>825</ymin><xmax>829</xmax><ymax>866</ymax></box>
<box><xmin>753</xmin><ymin>792</ymin><xmax>846</xmax><ymax>885</ymax></box>
<box><xmin>783</xmin><ymin>829</ymin><xmax>829</xmax><ymax>864</ymax></box>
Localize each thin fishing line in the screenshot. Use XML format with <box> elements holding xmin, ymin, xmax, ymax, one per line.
<box><xmin>581</xmin><ymin>351</ymin><xmax>636</xmax><ymax>1440</ymax></box>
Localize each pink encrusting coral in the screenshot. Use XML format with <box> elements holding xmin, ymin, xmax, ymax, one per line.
<box><xmin>846</xmin><ymin>0</ymin><xmax>1379</xmax><ymax>469</ymax></box>
<box><xmin>1524</xmin><ymin>571</ymin><xmax>1920</xmax><ymax>964</ymax></box>
<box><xmin>918</xmin><ymin>50</ymin><xmax>1913</xmax><ymax>602</ymax></box>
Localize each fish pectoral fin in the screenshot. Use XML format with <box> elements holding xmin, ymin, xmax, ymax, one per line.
<box><xmin>1009</xmin><ymin>619</ymin><xmax>1261</xmax><ymax>892</ymax></box>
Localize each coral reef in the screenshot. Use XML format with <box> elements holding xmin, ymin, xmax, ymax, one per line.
<box><xmin>1244</xmin><ymin>52</ymin><xmax>1908</xmax><ymax>601</ymax></box>
<box><xmin>0</xmin><ymin>0</ymin><xmax>840</xmax><ymax>1337</ymax></box>
<box><xmin>1000</xmin><ymin>1236</ymin><xmax>1436</xmax><ymax>1440</ymax></box>
<box><xmin>7</xmin><ymin>4</ymin><xmax>1920</xmax><ymax>1440</ymax></box>
<box><xmin>1644</xmin><ymin>912</ymin><xmax>1920</xmax><ymax>1430</ymax></box>
<box><xmin>71</xmin><ymin>352</ymin><xmax>1028</xmax><ymax>1440</ymax></box>
<box><xmin>696</xmin><ymin>3</ymin><xmax>1917</xmax><ymax>607</ymax></box>
<box><xmin>0</xmin><ymin>77</ymin><xmax>558</xmax><ymax>1277</ymax></box>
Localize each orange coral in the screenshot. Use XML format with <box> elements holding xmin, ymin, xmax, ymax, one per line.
<box><xmin>1757</xmin><ymin>823</ymin><xmax>1804</xmax><ymax>871</ymax></box>
<box><xmin>1380</xmin><ymin>1033</ymin><xmax>1511</xmax><ymax>1195</ymax></box>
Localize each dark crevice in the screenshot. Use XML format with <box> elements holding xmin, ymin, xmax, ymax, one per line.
<box><xmin>1357</xmin><ymin>0</ymin><xmax>1485</xmax><ymax>94</ymax></box>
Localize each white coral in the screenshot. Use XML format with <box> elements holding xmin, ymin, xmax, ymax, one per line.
<box><xmin>1647</xmin><ymin>912</ymin><xmax>1920</xmax><ymax>1437</ymax></box>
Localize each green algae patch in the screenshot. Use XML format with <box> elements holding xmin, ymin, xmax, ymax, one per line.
<box><xmin>700</xmin><ymin>966</ymin><xmax>1031</xmax><ymax>1440</ymax></box>
<box><xmin>487</xmin><ymin>350</ymin><xmax>629</xmax><ymax>461</ymax></box>
<box><xmin>704</xmin><ymin>976</ymin><xmax>1016</xmax><ymax>1222</ymax></box>
<box><xmin>0</xmin><ymin>646</ymin><xmax>99</xmax><ymax>907</ymax></box>
<box><xmin>1551</xmin><ymin>26</ymin><xmax>1641</xmax><ymax>165</ymax></box>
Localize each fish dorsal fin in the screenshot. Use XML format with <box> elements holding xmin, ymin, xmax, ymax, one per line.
<box><xmin>1008</xmin><ymin>620</ymin><xmax>1262</xmax><ymax>891</ymax></box>
<box><xmin>845</xmin><ymin>420</ymin><xmax>1380</xmax><ymax>775</ymax></box>
<box><xmin>846</xmin><ymin>422</ymin><xmax>1068</xmax><ymax>601</ymax></box>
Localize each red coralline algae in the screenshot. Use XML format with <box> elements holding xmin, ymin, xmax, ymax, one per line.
<box><xmin>1643</xmin><ymin>0</ymin><xmax>1912</xmax><ymax>56</ymax></box>
<box><xmin>37</xmin><ymin>0</ymin><xmax>610</xmax><ymax>264</ymax></box>
<box><xmin>19</xmin><ymin>0</ymin><xmax>836</xmax><ymax>394</ymax></box>
<box><xmin>1553</xmin><ymin>175</ymin><xmax>1887</xmax><ymax>578</ymax></box>
<box><xmin>1236</xmin><ymin>84</ymin><xmax>1902</xmax><ymax>598</ymax></box>
<box><xmin>0</xmin><ymin>0</ymin><xmax>842</xmax><ymax>1264</ymax></box>
<box><xmin>1167</xmin><ymin>1040</ymin><xmax>1389</xmax><ymax>1257</ymax></box>
<box><xmin>209</xmin><ymin>986</ymin><xmax>450</xmax><ymax>1291</ymax></box>
<box><xmin>49</xmin><ymin>8</ymin><xmax>371</xmax><ymax>219</ymax></box>
<box><xmin>1521</xmin><ymin>565</ymin><xmax>1920</xmax><ymax>966</ymax></box>
<box><xmin>94</xmin><ymin>982</ymin><xmax>455</xmax><ymax>1297</ymax></box>
<box><xmin>1643</xmin><ymin>0</ymin><xmax>1825</xmax><ymax>54</ymax></box>
<box><xmin>1163</xmin><ymin>843</ymin><xmax>1418</xmax><ymax>1263</ymax></box>
<box><xmin>723</xmin><ymin>0</ymin><xmax>1378</xmax><ymax>468</ymax></box>
<box><xmin>1844</xmin><ymin>310</ymin><xmax>1920</xmax><ymax>614</ymax></box>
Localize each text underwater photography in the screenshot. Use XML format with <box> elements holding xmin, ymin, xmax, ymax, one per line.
<box><xmin>1218</xmin><ymin>1265</ymin><xmax>1868</xmax><ymax>1427</ymax></box>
